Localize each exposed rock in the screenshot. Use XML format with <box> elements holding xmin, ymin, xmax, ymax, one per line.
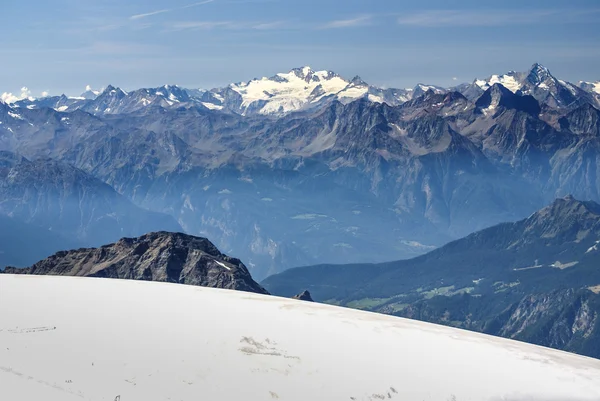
<box><xmin>4</xmin><ymin>232</ymin><xmax>269</xmax><ymax>295</ymax></box>
<box><xmin>292</xmin><ymin>290</ymin><xmax>314</xmax><ymax>302</ymax></box>
<box><xmin>397</xmin><ymin>289</ymin><xmax>600</xmax><ymax>359</ymax></box>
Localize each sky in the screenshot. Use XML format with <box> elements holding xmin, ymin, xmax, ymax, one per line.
<box><xmin>2</xmin><ymin>0</ymin><xmax>600</xmax><ymax>98</ymax></box>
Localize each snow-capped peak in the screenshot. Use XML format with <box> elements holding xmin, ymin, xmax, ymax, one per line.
<box><xmin>475</xmin><ymin>72</ymin><xmax>522</xmax><ymax>93</ymax></box>
<box><xmin>81</xmin><ymin>85</ymin><xmax>101</xmax><ymax>100</ymax></box>
<box><xmin>579</xmin><ymin>81</ymin><xmax>600</xmax><ymax>95</ymax></box>
<box><xmin>102</xmin><ymin>85</ymin><xmax>125</xmax><ymax>96</ymax></box>
<box><xmin>469</xmin><ymin>63</ymin><xmax>591</xmax><ymax>108</ymax></box>
<box><xmin>222</xmin><ymin>66</ymin><xmax>427</xmax><ymax>115</ymax></box>
<box><xmin>473</xmin><ymin>64</ymin><xmax>555</xmax><ymax>94</ymax></box>
<box><xmin>348</xmin><ymin>75</ymin><xmax>368</xmax><ymax>87</ymax></box>
<box><xmin>228</xmin><ymin>67</ymin><xmax>353</xmax><ymax>115</ymax></box>
<box><xmin>291</xmin><ymin>66</ymin><xmax>315</xmax><ymax>81</ymax></box>
<box><xmin>526</xmin><ymin>63</ymin><xmax>552</xmax><ymax>84</ymax></box>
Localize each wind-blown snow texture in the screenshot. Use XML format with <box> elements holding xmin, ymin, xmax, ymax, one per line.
<box><xmin>1</xmin><ymin>275</ymin><xmax>600</xmax><ymax>401</ymax></box>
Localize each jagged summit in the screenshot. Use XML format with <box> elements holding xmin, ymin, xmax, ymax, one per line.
<box><xmin>292</xmin><ymin>290</ymin><xmax>314</xmax><ymax>302</ymax></box>
<box><xmin>468</xmin><ymin>63</ymin><xmax>597</xmax><ymax>108</ymax></box>
<box><xmin>290</xmin><ymin>66</ymin><xmax>317</xmax><ymax>82</ymax></box>
<box><xmin>475</xmin><ymin>83</ymin><xmax>541</xmax><ymax>115</ymax></box>
<box><xmin>81</xmin><ymin>85</ymin><xmax>101</xmax><ymax>100</ymax></box>
<box><xmin>4</xmin><ymin>231</ymin><xmax>269</xmax><ymax>294</ymax></box>
<box><xmin>526</xmin><ymin>62</ymin><xmax>553</xmax><ymax>84</ymax></box>
<box><xmin>100</xmin><ymin>84</ymin><xmax>126</xmax><ymax>96</ymax></box>
<box><xmin>349</xmin><ymin>75</ymin><xmax>368</xmax><ymax>86</ymax></box>
<box><xmin>529</xmin><ymin>195</ymin><xmax>600</xmax><ymax>226</ymax></box>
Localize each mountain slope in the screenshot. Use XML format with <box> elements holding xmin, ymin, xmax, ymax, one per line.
<box><xmin>262</xmin><ymin>196</ymin><xmax>600</xmax><ymax>358</ymax></box>
<box><xmin>0</xmin><ymin>152</ymin><xmax>182</xmax><ymax>247</ymax></box>
<box><xmin>263</xmin><ymin>196</ymin><xmax>600</xmax><ymax>299</ymax></box>
<box><xmin>2</xmin><ymin>274</ymin><xmax>600</xmax><ymax>401</ymax></box>
<box><xmin>3</xmin><ymin>231</ymin><xmax>268</xmax><ymax>294</ymax></box>
<box><xmin>401</xmin><ymin>288</ymin><xmax>600</xmax><ymax>359</ymax></box>
<box><xmin>0</xmin><ymin>214</ymin><xmax>81</xmax><ymax>269</ymax></box>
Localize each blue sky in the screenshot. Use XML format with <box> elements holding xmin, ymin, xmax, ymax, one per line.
<box><xmin>2</xmin><ymin>0</ymin><xmax>600</xmax><ymax>97</ymax></box>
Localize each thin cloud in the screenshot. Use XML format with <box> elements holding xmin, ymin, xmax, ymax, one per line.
<box><xmin>130</xmin><ymin>9</ymin><xmax>170</xmax><ymax>20</ymax></box>
<box><xmin>130</xmin><ymin>0</ymin><xmax>214</xmax><ymax>20</ymax></box>
<box><xmin>168</xmin><ymin>21</ymin><xmax>233</xmax><ymax>31</ymax></box>
<box><xmin>167</xmin><ymin>20</ymin><xmax>285</xmax><ymax>31</ymax></box>
<box><xmin>222</xmin><ymin>0</ymin><xmax>279</xmax><ymax>2</ymax></box>
<box><xmin>182</xmin><ymin>0</ymin><xmax>216</xmax><ymax>9</ymax></box>
<box><xmin>252</xmin><ymin>21</ymin><xmax>285</xmax><ymax>30</ymax></box>
<box><xmin>1</xmin><ymin>87</ymin><xmax>32</xmax><ymax>104</ymax></box>
<box><xmin>396</xmin><ymin>9</ymin><xmax>600</xmax><ymax>27</ymax></box>
<box><xmin>321</xmin><ymin>15</ymin><xmax>371</xmax><ymax>29</ymax></box>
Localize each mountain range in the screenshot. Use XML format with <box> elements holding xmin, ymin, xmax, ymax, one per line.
<box><xmin>262</xmin><ymin>196</ymin><xmax>600</xmax><ymax>359</ymax></box>
<box><xmin>1</xmin><ymin>63</ymin><xmax>600</xmax><ymax>280</ymax></box>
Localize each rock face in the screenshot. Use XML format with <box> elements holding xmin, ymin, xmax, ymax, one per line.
<box><xmin>292</xmin><ymin>290</ymin><xmax>314</xmax><ymax>302</ymax></box>
<box><xmin>4</xmin><ymin>232</ymin><xmax>268</xmax><ymax>295</ymax></box>
<box><xmin>399</xmin><ymin>289</ymin><xmax>600</xmax><ymax>360</ymax></box>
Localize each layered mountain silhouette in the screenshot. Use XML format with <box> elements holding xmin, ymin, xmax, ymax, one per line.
<box><xmin>1</xmin><ymin>63</ymin><xmax>600</xmax><ymax>279</ymax></box>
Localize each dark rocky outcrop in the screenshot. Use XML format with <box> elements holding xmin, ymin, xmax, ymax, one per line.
<box><xmin>4</xmin><ymin>232</ymin><xmax>269</xmax><ymax>295</ymax></box>
<box><xmin>292</xmin><ymin>290</ymin><xmax>314</xmax><ymax>302</ymax></box>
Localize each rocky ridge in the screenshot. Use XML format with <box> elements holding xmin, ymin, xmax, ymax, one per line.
<box><xmin>3</xmin><ymin>232</ymin><xmax>268</xmax><ymax>294</ymax></box>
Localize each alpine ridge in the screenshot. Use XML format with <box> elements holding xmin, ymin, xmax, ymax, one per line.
<box><xmin>3</xmin><ymin>231</ymin><xmax>268</xmax><ymax>294</ymax></box>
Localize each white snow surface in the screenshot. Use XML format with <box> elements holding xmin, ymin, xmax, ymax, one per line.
<box><xmin>214</xmin><ymin>260</ymin><xmax>232</xmax><ymax>270</ymax></box>
<box><xmin>7</xmin><ymin>111</ymin><xmax>23</xmax><ymax>120</ymax></box>
<box><xmin>476</xmin><ymin>74</ymin><xmax>522</xmax><ymax>93</ymax></box>
<box><xmin>229</xmin><ymin>67</ymin><xmax>361</xmax><ymax>115</ymax></box>
<box><xmin>201</xmin><ymin>102</ymin><xmax>224</xmax><ymax>110</ymax></box>
<box><xmin>1</xmin><ymin>275</ymin><xmax>600</xmax><ymax>401</ymax></box>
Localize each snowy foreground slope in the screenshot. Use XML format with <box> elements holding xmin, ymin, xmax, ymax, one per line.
<box><xmin>1</xmin><ymin>276</ymin><xmax>600</xmax><ymax>401</ymax></box>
